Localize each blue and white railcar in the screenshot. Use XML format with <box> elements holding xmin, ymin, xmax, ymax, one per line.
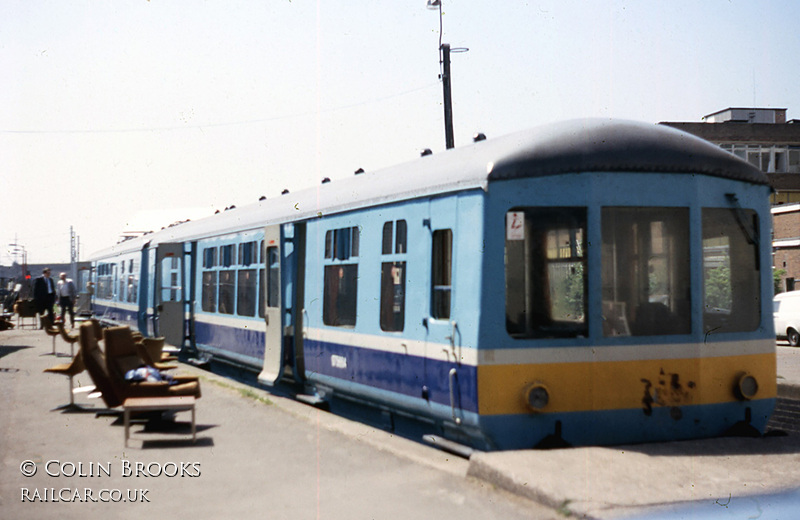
<box><xmin>89</xmin><ymin>119</ymin><xmax>776</xmax><ymax>450</ymax></box>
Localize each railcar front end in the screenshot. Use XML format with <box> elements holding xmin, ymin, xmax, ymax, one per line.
<box><xmin>473</xmin><ymin>121</ymin><xmax>776</xmax><ymax>449</ymax></box>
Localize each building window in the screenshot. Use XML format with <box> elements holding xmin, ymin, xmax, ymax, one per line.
<box><xmin>506</xmin><ymin>208</ymin><xmax>587</xmax><ymax>338</ymax></box>
<box><xmin>601</xmin><ymin>207</ymin><xmax>691</xmax><ymax>337</ymax></box>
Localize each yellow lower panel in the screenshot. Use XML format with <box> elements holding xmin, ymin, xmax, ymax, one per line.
<box><xmin>477</xmin><ymin>352</ymin><xmax>776</xmax><ymax>416</ymax></box>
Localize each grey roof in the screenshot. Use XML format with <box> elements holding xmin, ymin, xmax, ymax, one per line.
<box><xmin>489</xmin><ymin>119</ymin><xmax>769</xmax><ymax>185</ymax></box>
<box><xmin>90</xmin><ymin>119</ymin><xmax>768</xmax><ymax>259</ymax></box>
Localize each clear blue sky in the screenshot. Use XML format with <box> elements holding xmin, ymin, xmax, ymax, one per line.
<box><xmin>2</xmin><ymin>0</ymin><xmax>799</xmax><ymax>264</ymax></box>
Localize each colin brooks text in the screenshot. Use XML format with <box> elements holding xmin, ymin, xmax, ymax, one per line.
<box><xmin>36</xmin><ymin>460</ymin><xmax>201</xmax><ymax>478</ymax></box>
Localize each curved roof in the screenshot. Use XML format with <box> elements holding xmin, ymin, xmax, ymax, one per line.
<box><xmin>488</xmin><ymin>119</ymin><xmax>769</xmax><ymax>184</ymax></box>
<box><xmin>90</xmin><ymin>119</ymin><xmax>767</xmax><ymax>260</ymax></box>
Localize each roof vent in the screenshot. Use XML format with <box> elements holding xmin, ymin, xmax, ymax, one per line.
<box><xmin>321</xmin><ymin>177</ymin><xmax>331</xmax><ymax>184</ymax></box>
<box><xmin>473</xmin><ymin>132</ymin><xmax>486</xmax><ymax>142</ymax></box>
<box><xmin>281</xmin><ymin>189</ymin><xmax>290</xmax><ymax>195</ymax></box>
<box><xmin>420</xmin><ymin>148</ymin><xmax>433</xmax><ymax>157</ymax></box>
<box><xmin>259</xmin><ymin>195</ymin><xmax>266</xmax><ymax>201</ymax></box>
<box><xmin>354</xmin><ymin>168</ymin><xmax>364</xmax><ymax>175</ymax></box>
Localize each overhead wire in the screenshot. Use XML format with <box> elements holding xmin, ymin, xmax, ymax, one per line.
<box><xmin>0</xmin><ymin>82</ymin><xmax>439</xmax><ymax>135</ymax></box>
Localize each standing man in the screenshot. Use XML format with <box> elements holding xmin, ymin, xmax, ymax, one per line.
<box><xmin>33</xmin><ymin>267</ymin><xmax>56</xmax><ymax>327</ymax></box>
<box><xmin>57</xmin><ymin>272</ymin><xmax>77</xmax><ymax>328</ymax></box>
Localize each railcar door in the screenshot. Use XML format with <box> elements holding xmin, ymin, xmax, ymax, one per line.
<box><xmin>426</xmin><ymin>197</ymin><xmax>463</xmax><ymax>424</ymax></box>
<box><xmin>258</xmin><ymin>225</ymin><xmax>284</xmax><ymax>385</ymax></box>
<box><xmin>155</xmin><ymin>242</ymin><xmax>185</xmax><ymax>347</ymax></box>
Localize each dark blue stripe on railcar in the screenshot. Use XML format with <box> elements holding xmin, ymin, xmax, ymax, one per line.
<box><xmin>304</xmin><ymin>338</ymin><xmax>478</xmax><ymax>413</ymax></box>
<box><xmin>195</xmin><ymin>319</ymin><xmax>265</xmax><ymax>363</ymax></box>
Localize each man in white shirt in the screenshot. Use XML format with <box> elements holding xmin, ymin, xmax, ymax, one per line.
<box><xmin>57</xmin><ymin>272</ymin><xmax>77</xmax><ymax>328</ymax></box>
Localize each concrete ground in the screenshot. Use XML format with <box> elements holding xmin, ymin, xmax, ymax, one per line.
<box><xmin>3</xmin><ymin>327</ymin><xmax>800</xmax><ymax>519</ymax></box>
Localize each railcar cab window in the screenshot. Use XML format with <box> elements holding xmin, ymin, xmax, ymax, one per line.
<box><xmin>602</xmin><ymin>208</ymin><xmax>690</xmax><ymax>337</ymax></box>
<box><xmin>323</xmin><ymin>226</ymin><xmax>360</xmax><ymax>327</ymax></box>
<box><xmin>380</xmin><ymin>220</ymin><xmax>407</xmax><ymax>332</ymax></box>
<box><xmin>702</xmin><ymin>208</ymin><xmax>760</xmax><ymax>333</ymax></box>
<box><xmin>505</xmin><ymin>208</ymin><xmax>587</xmax><ymax>338</ymax></box>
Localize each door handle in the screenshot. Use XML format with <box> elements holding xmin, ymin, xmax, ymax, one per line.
<box><xmin>448</xmin><ymin>368</ymin><xmax>462</xmax><ymax>425</ymax></box>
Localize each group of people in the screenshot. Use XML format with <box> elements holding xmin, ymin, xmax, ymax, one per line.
<box><xmin>32</xmin><ymin>267</ymin><xmax>77</xmax><ymax>328</ymax></box>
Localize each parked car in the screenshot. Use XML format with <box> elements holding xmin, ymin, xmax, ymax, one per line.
<box><xmin>774</xmin><ymin>290</ymin><xmax>800</xmax><ymax>345</ymax></box>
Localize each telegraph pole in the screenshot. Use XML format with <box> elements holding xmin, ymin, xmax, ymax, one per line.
<box><xmin>427</xmin><ymin>0</ymin><xmax>465</xmax><ymax>150</ymax></box>
<box><xmin>441</xmin><ymin>43</ymin><xmax>455</xmax><ymax>150</ymax></box>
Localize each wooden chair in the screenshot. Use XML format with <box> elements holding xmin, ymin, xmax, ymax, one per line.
<box><xmin>44</xmin><ymin>352</ymin><xmax>85</xmax><ymax>410</ymax></box>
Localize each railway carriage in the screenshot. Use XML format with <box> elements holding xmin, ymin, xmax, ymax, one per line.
<box><xmin>89</xmin><ymin>119</ymin><xmax>776</xmax><ymax>450</ymax></box>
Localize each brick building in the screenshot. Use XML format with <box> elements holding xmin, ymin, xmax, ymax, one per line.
<box><xmin>661</xmin><ymin>108</ymin><xmax>800</xmax><ymax>293</ymax></box>
<box><xmin>773</xmin><ymin>204</ymin><xmax>800</xmax><ymax>291</ymax></box>
<box><xmin>661</xmin><ymin>108</ymin><xmax>800</xmax><ymax>204</ymax></box>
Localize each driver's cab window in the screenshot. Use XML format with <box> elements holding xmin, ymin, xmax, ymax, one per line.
<box><xmin>601</xmin><ymin>207</ymin><xmax>690</xmax><ymax>337</ymax></box>
<box><xmin>505</xmin><ymin>207</ymin><xmax>587</xmax><ymax>339</ymax></box>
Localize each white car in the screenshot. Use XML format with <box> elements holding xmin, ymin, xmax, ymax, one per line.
<box><xmin>774</xmin><ymin>291</ymin><xmax>800</xmax><ymax>345</ymax></box>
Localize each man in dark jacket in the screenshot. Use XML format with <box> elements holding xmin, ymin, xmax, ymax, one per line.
<box><xmin>33</xmin><ymin>267</ymin><xmax>56</xmax><ymax>327</ymax></box>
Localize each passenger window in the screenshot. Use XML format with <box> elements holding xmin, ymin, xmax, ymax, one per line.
<box><xmin>323</xmin><ymin>226</ymin><xmax>360</xmax><ymax>327</ymax></box>
<box><xmin>237</xmin><ymin>269</ymin><xmax>257</xmax><ymax>317</ymax></box>
<box><xmin>326</xmin><ymin>227</ymin><xmax>359</xmax><ymax>260</ymax></box>
<box><xmin>505</xmin><ymin>208</ymin><xmax>587</xmax><ymax>339</ymax></box>
<box><xmin>431</xmin><ymin>229</ymin><xmax>453</xmax><ymax>320</ymax></box>
<box><xmin>601</xmin><ymin>207</ymin><xmax>690</xmax><ymax>337</ymax></box>
<box><xmin>323</xmin><ymin>265</ymin><xmax>358</xmax><ymax>327</ymax></box>
<box><xmin>702</xmin><ymin>208</ymin><xmax>760</xmax><ymax>333</ymax></box>
<box><xmin>202</xmin><ymin>271</ymin><xmax>217</xmax><ymax>312</ymax></box>
<box><xmin>221</xmin><ymin>245</ymin><xmax>235</xmax><ymax>267</ymax></box>
<box><xmin>380</xmin><ymin>220</ymin><xmax>408</xmax><ymax>332</ymax></box>
<box><xmin>239</xmin><ymin>241</ymin><xmax>257</xmax><ymax>266</ymax></box>
<box><xmin>218</xmin><ymin>270</ymin><xmax>234</xmax><ymax>314</ymax></box>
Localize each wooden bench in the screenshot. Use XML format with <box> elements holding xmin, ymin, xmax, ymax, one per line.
<box><xmin>122</xmin><ymin>396</ymin><xmax>196</xmax><ymax>447</ymax></box>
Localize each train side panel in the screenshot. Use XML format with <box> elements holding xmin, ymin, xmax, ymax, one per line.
<box><xmin>301</xmin><ymin>191</ymin><xmax>486</xmax><ymax>438</ymax></box>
